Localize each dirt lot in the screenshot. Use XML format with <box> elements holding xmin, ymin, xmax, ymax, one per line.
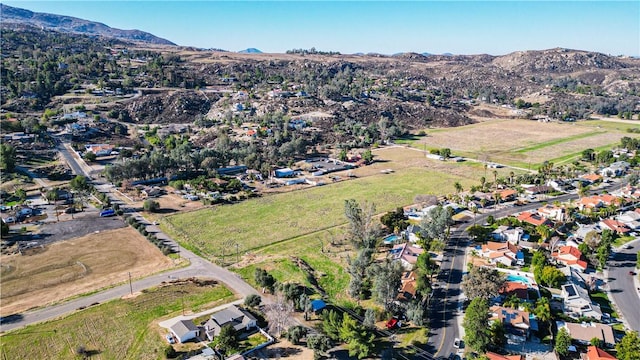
<box><xmin>0</xmin><ymin>227</ymin><xmax>174</xmax><ymax>316</ymax></box>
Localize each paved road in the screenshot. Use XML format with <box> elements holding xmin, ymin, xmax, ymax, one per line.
<box><xmin>426</xmin><ymin>180</ymin><xmax>627</xmax><ymax>357</ymax></box>
<box><xmin>607</xmin><ymin>238</ymin><xmax>640</xmax><ymax>332</ymax></box>
<box><xmin>1</xmin><ymin>143</ymin><xmax>259</xmax><ymax>333</ymax></box>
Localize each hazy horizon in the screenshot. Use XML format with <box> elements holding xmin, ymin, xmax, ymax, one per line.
<box><xmin>3</xmin><ymin>1</ymin><xmax>639</xmax><ymax>56</ymax></box>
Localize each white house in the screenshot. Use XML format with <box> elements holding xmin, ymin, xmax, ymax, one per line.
<box><xmin>169</xmin><ymin>320</ymin><xmax>199</xmax><ymax>343</ymax></box>
<box><xmin>561</xmin><ymin>283</ymin><xmax>602</xmax><ymax>320</ymax></box>
<box><xmin>204</xmin><ymin>305</ymin><xmax>257</xmax><ymax>341</ymax></box>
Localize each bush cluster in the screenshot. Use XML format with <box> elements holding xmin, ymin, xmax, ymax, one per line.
<box><xmin>125</xmin><ymin>215</ymin><xmax>174</xmax><ymax>255</ymax></box>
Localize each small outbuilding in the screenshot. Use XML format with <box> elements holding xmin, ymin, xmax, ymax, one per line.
<box><xmin>311</xmin><ymin>299</ymin><xmax>327</xmax><ymax>313</ymax></box>
<box><xmin>169</xmin><ymin>319</ymin><xmax>199</xmax><ymax>343</ymax></box>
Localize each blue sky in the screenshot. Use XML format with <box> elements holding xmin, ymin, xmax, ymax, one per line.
<box><xmin>4</xmin><ymin>1</ymin><xmax>639</xmax><ymax>56</ymax></box>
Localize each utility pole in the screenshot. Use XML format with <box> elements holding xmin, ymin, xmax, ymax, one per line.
<box><xmin>128</xmin><ymin>272</ymin><xmax>133</xmax><ymax>295</ymax></box>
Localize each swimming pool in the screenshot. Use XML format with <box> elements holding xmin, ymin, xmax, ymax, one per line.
<box><xmin>383</xmin><ymin>234</ymin><xmax>400</xmax><ymax>244</ymax></box>
<box><xmin>506</xmin><ymin>274</ymin><xmax>532</xmax><ymax>285</ymax></box>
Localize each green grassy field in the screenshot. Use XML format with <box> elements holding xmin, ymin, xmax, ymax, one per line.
<box><xmin>163</xmin><ymin>167</ymin><xmax>469</xmax><ymax>261</ymax></box>
<box><xmin>0</xmin><ymin>281</ymin><xmax>235</xmax><ymax>360</ymax></box>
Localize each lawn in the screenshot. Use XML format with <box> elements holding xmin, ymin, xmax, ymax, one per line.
<box><xmin>233</xmin><ymin>228</ymin><xmax>352</xmax><ymax>301</ymax></box>
<box><xmin>163</xmin><ymin>167</ymin><xmax>470</xmax><ymax>261</ymax></box>
<box><xmin>405</xmin><ymin>118</ymin><xmax>638</xmax><ymax>168</ymax></box>
<box><xmin>590</xmin><ymin>291</ymin><xmax>616</xmax><ymax>317</ymax></box>
<box><xmin>0</xmin><ymin>280</ymin><xmax>236</xmax><ymax>360</ymax></box>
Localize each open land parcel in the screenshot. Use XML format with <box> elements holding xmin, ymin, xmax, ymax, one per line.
<box><xmin>0</xmin><ymin>280</ymin><xmax>235</xmax><ymax>360</ymax></box>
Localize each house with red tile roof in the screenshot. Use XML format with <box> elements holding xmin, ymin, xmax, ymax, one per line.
<box><xmin>489</xmin><ymin>305</ymin><xmax>537</xmax><ymax>344</ymax></box>
<box><xmin>486</xmin><ymin>351</ymin><xmax>524</xmax><ymax>360</ymax></box>
<box><xmin>480</xmin><ymin>241</ymin><xmax>523</xmax><ymax>266</ymax></box>
<box><xmin>583</xmin><ymin>346</ymin><xmax>617</xmax><ymax>360</ymax></box>
<box><xmin>553</xmin><ymin>246</ymin><xmax>588</xmax><ymax>272</ymax></box>
<box><xmin>577</xmin><ymin>194</ymin><xmax>621</xmax><ymax>211</ymax></box>
<box><xmin>599</xmin><ymin>219</ymin><xmax>631</xmax><ymax>235</ymax></box>
<box><xmin>517</xmin><ymin>211</ymin><xmax>552</xmax><ymax>227</ymax></box>
<box><xmin>620</xmin><ymin>184</ymin><xmax>640</xmax><ymax>199</ymax></box>
<box><xmin>497</xmin><ymin>189</ymin><xmax>517</xmax><ymax>201</ymax></box>
<box><xmin>396</xmin><ymin>271</ymin><xmax>418</xmax><ymax>302</ymax></box>
<box><xmin>581</xmin><ymin>173</ymin><xmax>603</xmax><ymax>183</ymax></box>
<box><xmin>499</xmin><ymin>281</ymin><xmax>530</xmax><ymax>301</ymax></box>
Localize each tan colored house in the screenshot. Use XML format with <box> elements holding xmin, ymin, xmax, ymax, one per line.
<box><xmin>557</xmin><ymin>321</ymin><xmax>615</xmax><ymax>347</ymax></box>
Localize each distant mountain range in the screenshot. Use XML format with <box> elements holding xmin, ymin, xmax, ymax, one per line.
<box><xmin>0</xmin><ymin>4</ymin><xmax>176</xmax><ymax>45</ymax></box>
<box><xmin>238</xmin><ymin>48</ymin><xmax>262</xmax><ymax>54</ymax></box>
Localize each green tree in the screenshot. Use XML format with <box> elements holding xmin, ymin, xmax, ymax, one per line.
<box><xmin>535</xmin><ymin>224</ymin><xmax>552</xmax><ymax>243</ymax></box>
<box><xmin>15</xmin><ymin>188</ymin><xmax>27</xmax><ymax>204</ymax></box>
<box><xmin>143</xmin><ymin>199</ymin><xmax>160</xmax><ymax>212</ymax></box>
<box><xmin>440</xmin><ymin>148</ymin><xmax>451</xmax><ymax>159</ymax></box>
<box><xmin>83</xmin><ymin>151</ymin><xmax>97</xmax><ymax>162</ymax></box>
<box><xmin>213</xmin><ymin>324</ymin><xmax>238</xmax><ymax>355</ymax></box>
<box><xmin>489</xmin><ymin>320</ymin><xmax>507</xmax><ymax>348</ymax></box>
<box><xmin>534</xmin><ymin>297</ymin><xmax>553</xmax><ymax>338</ymax></box>
<box><xmin>363</xmin><ymin>308</ymin><xmax>376</xmax><ymax>329</ymax></box>
<box><xmin>344</xmin><ymin>199</ymin><xmax>378</xmax><ymax>249</ymax></box>
<box><xmin>368</xmin><ymin>259</ymin><xmax>404</xmax><ymax>310</ymax></box>
<box><xmin>419</xmin><ymin>205</ymin><xmax>453</xmax><ymax>242</ymax></box>
<box><xmin>244</xmin><ymin>294</ymin><xmax>262</xmax><ymax>308</ymax></box>
<box><xmin>69</xmin><ymin>175</ymin><xmax>91</xmax><ymax>192</ymax></box>
<box><xmin>322</xmin><ymin>309</ymin><xmax>343</xmax><ymax>341</ymax></box>
<box><xmin>306</xmin><ymin>334</ymin><xmax>332</xmax><ymax>360</ymax></box>
<box><xmin>0</xmin><ymin>143</ymin><xmax>17</xmax><ymax>172</ymax></box>
<box><xmin>254</xmin><ymin>268</ymin><xmax>276</xmax><ymax>293</ymax></box>
<box><xmin>463</xmin><ymin>297</ymin><xmax>491</xmax><ymax>353</ymax></box>
<box><xmin>616</xmin><ymin>331</ymin><xmax>640</xmax><ymax>360</ymax></box>
<box><xmin>461</xmin><ymin>266</ymin><xmax>506</xmax><ymax>300</ymax></box>
<box><xmin>540</xmin><ymin>266</ymin><xmax>566</xmax><ymax>288</ymax></box>
<box><xmin>340</xmin><ymin>315</ymin><xmax>375</xmax><ymax>359</ymax></box>
<box><xmin>284</xmin><ymin>325</ymin><xmax>308</xmax><ymax>345</ymax></box>
<box><xmin>555</xmin><ymin>328</ymin><xmax>572</xmax><ymax>356</ymax></box>
<box><xmin>362</xmin><ymin>149</ymin><xmax>373</xmax><ymax>164</ymax></box>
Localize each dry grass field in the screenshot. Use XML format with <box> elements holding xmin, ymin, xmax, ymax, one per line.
<box><xmin>416</xmin><ymin>118</ymin><xmax>638</xmax><ymax>167</ymax></box>
<box><xmin>0</xmin><ymin>227</ymin><xmax>174</xmax><ymax>316</ymax></box>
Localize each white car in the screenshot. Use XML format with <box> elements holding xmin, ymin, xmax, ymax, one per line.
<box><xmin>622</xmin><ymin>244</ymin><xmax>632</xmax><ymax>250</ymax></box>
<box><xmin>453</xmin><ymin>338</ymin><xmax>461</xmax><ymax>348</ymax></box>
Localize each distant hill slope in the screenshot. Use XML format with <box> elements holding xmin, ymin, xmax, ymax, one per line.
<box><xmin>0</xmin><ymin>3</ymin><xmax>176</xmax><ymax>45</ymax></box>
<box><xmin>238</xmin><ymin>48</ymin><xmax>262</xmax><ymax>54</ymax></box>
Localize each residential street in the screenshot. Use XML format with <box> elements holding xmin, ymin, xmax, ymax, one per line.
<box><xmin>607</xmin><ymin>238</ymin><xmax>640</xmax><ymax>332</ymax></box>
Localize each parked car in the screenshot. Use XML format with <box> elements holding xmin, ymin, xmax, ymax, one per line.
<box><xmin>629</xmin><ymin>271</ymin><xmax>637</xmax><ymax>276</ymax></box>
<box><xmin>165</xmin><ymin>334</ymin><xmax>175</xmax><ymax>344</ymax></box>
<box><xmin>453</xmin><ymin>338</ymin><xmax>462</xmax><ymax>349</ymax></box>
<box><xmin>99</xmin><ymin>209</ymin><xmax>116</xmax><ymax>217</ymax></box>
<box><xmin>3</xmin><ymin>216</ymin><xmax>15</xmax><ymax>224</ymax></box>
<box><xmin>622</xmin><ymin>244</ymin><xmax>633</xmax><ymax>250</ymax></box>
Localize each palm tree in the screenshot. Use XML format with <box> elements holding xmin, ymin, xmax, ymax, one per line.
<box><xmin>493</xmin><ymin>170</ymin><xmax>498</xmax><ymax>191</ymax></box>
<box><xmin>536</xmin><ymin>224</ymin><xmax>552</xmax><ymax>243</ymax></box>
<box><xmin>480</xmin><ymin>176</ymin><xmax>486</xmax><ymax>191</ymax></box>
<box><xmin>454</xmin><ymin>182</ymin><xmax>463</xmax><ymax>195</ymax></box>
<box><xmin>534</xmin><ymin>297</ymin><xmax>553</xmax><ymax>340</ymax></box>
<box><xmin>509</xmin><ymin>171</ymin><xmax>515</xmax><ymax>185</ymax></box>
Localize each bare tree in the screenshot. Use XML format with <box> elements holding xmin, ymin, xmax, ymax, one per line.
<box><xmin>264</xmin><ymin>294</ymin><xmax>294</xmax><ymax>338</ymax></box>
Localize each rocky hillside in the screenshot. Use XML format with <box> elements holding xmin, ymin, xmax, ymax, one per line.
<box><xmin>0</xmin><ymin>4</ymin><xmax>175</xmax><ymax>45</ymax></box>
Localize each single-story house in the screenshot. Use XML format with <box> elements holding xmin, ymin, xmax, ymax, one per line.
<box><xmin>479</xmin><ymin>241</ymin><xmax>523</xmax><ymax>266</ymax></box>
<box><xmin>517</xmin><ymin>211</ymin><xmax>552</xmax><ymax>227</ymax></box>
<box><xmin>598</xmin><ymin>219</ymin><xmax>631</xmax><ymax>235</ymax></box>
<box><xmin>169</xmin><ymin>319</ymin><xmax>199</xmax><ymax>343</ymax></box>
<box><xmin>485</xmin><ymin>352</ymin><xmax>524</xmax><ymax>360</ymax></box>
<box><xmin>552</xmin><ymin>246</ymin><xmax>588</xmax><ymax>272</ymax></box>
<box><xmin>489</xmin><ymin>305</ymin><xmax>537</xmax><ymax>344</ymax></box>
<box><xmin>581</xmin><ymin>174</ymin><xmax>603</xmax><ymax>184</ymax></box>
<box><xmin>523</xmin><ymin>185</ymin><xmax>553</xmax><ymax>195</ymax></box>
<box><xmin>403</xmin><ymin>224</ymin><xmax>422</xmax><ymax>243</ymax></box>
<box><xmin>389</xmin><ymin>243</ymin><xmax>424</xmax><ymax>270</ymax></box>
<box><xmin>583</xmin><ymin>346</ymin><xmax>617</xmax><ymax>360</ymax></box>
<box><xmin>397</xmin><ymin>271</ymin><xmax>418</xmax><ymax>302</ymax></box>
<box><xmin>204</xmin><ymin>305</ymin><xmax>257</xmax><ymax>341</ymax></box>
<box><xmin>557</xmin><ymin>321</ymin><xmax>615</xmax><ymax>347</ymax></box>
<box><xmin>499</xmin><ymin>281</ymin><xmax>530</xmax><ymax>301</ymax></box>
